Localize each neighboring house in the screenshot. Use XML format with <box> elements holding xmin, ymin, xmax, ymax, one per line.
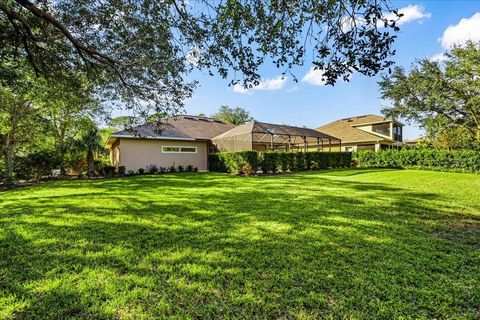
<box><xmin>106</xmin><ymin>115</ymin><xmax>235</xmax><ymax>172</ymax></box>
<box><xmin>316</xmin><ymin>114</ymin><xmax>403</xmax><ymax>152</ymax></box>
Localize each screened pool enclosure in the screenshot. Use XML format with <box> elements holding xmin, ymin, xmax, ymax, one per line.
<box><xmin>211</xmin><ymin>121</ymin><xmax>342</xmax><ymax>152</ymax></box>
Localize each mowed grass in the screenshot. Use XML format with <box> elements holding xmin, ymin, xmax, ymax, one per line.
<box><xmin>1</xmin><ymin>169</ymin><xmax>479</xmax><ymax>319</ymax></box>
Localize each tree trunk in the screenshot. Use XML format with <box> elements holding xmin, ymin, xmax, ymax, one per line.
<box><xmin>58</xmin><ymin>129</ymin><xmax>66</xmax><ymax>175</ymax></box>
<box><xmin>86</xmin><ymin>149</ymin><xmax>94</xmax><ymax>177</ymax></box>
<box><xmin>4</xmin><ymin>135</ymin><xmax>14</xmax><ymax>185</ymax></box>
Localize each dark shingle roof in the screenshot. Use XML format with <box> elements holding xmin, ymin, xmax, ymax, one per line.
<box><xmin>110</xmin><ymin>115</ymin><xmax>236</xmax><ymax>141</ymax></box>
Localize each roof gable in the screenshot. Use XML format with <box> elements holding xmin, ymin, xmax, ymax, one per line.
<box><xmin>316</xmin><ymin>114</ymin><xmax>395</xmax><ymax>143</ymax></box>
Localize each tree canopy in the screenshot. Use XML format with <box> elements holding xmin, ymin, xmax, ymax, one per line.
<box><xmin>380</xmin><ymin>41</ymin><xmax>480</xmax><ymax>148</ymax></box>
<box><xmin>1</xmin><ymin>0</ymin><xmax>401</xmax><ymax>115</ymax></box>
<box><xmin>211</xmin><ymin>106</ymin><xmax>253</xmax><ymax>125</ymax></box>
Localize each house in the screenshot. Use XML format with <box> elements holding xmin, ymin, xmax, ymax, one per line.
<box><xmin>106</xmin><ymin>115</ymin><xmax>235</xmax><ymax>172</ymax></box>
<box><xmin>106</xmin><ymin>115</ymin><xmax>342</xmax><ymax>172</ymax></box>
<box><xmin>316</xmin><ymin>114</ymin><xmax>403</xmax><ymax>152</ymax></box>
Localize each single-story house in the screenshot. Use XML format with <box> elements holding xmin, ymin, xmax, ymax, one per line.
<box><xmin>106</xmin><ymin>116</ymin><xmax>235</xmax><ymax>172</ymax></box>
<box><xmin>316</xmin><ymin>114</ymin><xmax>403</xmax><ymax>152</ymax></box>
<box><xmin>106</xmin><ymin>115</ymin><xmax>342</xmax><ymax>172</ymax></box>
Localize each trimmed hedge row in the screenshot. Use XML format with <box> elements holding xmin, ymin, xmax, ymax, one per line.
<box><xmin>355</xmin><ymin>149</ymin><xmax>480</xmax><ymax>173</ymax></box>
<box><xmin>208</xmin><ymin>151</ymin><xmax>259</xmax><ymax>175</ymax></box>
<box><xmin>208</xmin><ymin>151</ymin><xmax>352</xmax><ymax>175</ymax></box>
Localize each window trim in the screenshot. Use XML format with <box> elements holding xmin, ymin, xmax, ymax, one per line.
<box><xmin>162</xmin><ymin>146</ymin><xmax>198</xmax><ymax>154</ymax></box>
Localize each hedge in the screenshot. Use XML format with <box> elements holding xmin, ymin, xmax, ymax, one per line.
<box><xmin>209</xmin><ymin>151</ymin><xmax>352</xmax><ymax>175</ymax></box>
<box><xmin>354</xmin><ymin>149</ymin><xmax>480</xmax><ymax>173</ymax></box>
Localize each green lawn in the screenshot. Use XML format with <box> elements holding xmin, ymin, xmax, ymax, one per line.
<box><xmin>1</xmin><ymin>169</ymin><xmax>479</xmax><ymax>319</ymax></box>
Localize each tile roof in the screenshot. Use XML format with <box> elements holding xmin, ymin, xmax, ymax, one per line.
<box><xmin>316</xmin><ymin>114</ymin><xmax>395</xmax><ymax>143</ymax></box>
<box><xmin>110</xmin><ymin>115</ymin><xmax>236</xmax><ymax>141</ymax></box>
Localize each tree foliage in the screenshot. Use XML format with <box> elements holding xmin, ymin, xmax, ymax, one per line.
<box><xmin>211</xmin><ymin>105</ymin><xmax>253</xmax><ymax>125</ymax></box>
<box><xmin>1</xmin><ymin>0</ymin><xmax>401</xmax><ymax>115</ymax></box>
<box><xmin>380</xmin><ymin>41</ymin><xmax>480</xmax><ymax>149</ymax></box>
<box><xmin>67</xmin><ymin>126</ymin><xmax>105</xmax><ymax>177</ymax></box>
<box><xmin>0</xmin><ymin>62</ymin><xmax>44</xmax><ymax>181</ymax></box>
<box><xmin>0</xmin><ymin>58</ymin><xmax>105</xmax><ymax>181</ymax></box>
<box><xmin>108</xmin><ymin>116</ymin><xmax>136</xmax><ymax>131</ymax></box>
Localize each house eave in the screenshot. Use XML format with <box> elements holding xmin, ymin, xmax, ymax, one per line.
<box><xmin>350</xmin><ymin>119</ymin><xmax>404</xmax><ymax>127</ymax></box>
<box><xmin>109</xmin><ymin>134</ymin><xmax>197</xmax><ymax>141</ymax></box>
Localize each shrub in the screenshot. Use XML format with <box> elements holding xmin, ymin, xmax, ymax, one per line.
<box><xmin>241</xmin><ymin>164</ymin><xmax>254</xmax><ymax>175</ymax></box>
<box><xmin>127</xmin><ymin>170</ymin><xmax>134</xmax><ymax>175</ymax></box>
<box><xmin>94</xmin><ymin>160</ymin><xmax>104</xmax><ymax>176</ymax></box>
<box><xmin>294</xmin><ymin>152</ymin><xmax>305</xmax><ymax>171</ymax></box>
<box><xmin>147</xmin><ymin>164</ymin><xmax>158</xmax><ymax>174</ymax></box>
<box><xmin>208</xmin><ymin>154</ymin><xmax>226</xmax><ymax>172</ymax></box>
<box><xmin>177</xmin><ymin>165</ymin><xmax>184</xmax><ymax>172</ymax></box>
<box><xmin>117</xmin><ymin>166</ymin><xmax>126</xmax><ymax>175</ymax></box>
<box><xmin>169</xmin><ymin>165</ymin><xmax>176</xmax><ymax>173</ymax></box>
<box><xmin>261</xmin><ymin>152</ymin><xmax>278</xmax><ymax>173</ymax></box>
<box><xmin>158</xmin><ymin>167</ymin><xmax>166</xmax><ymax>173</ymax></box>
<box><xmin>138</xmin><ymin>168</ymin><xmax>145</xmax><ymax>174</ymax></box>
<box><xmin>281</xmin><ymin>152</ymin><xmax>296</xmax><ymax>172</ymax></box>
<box><xmin>194</xmin><ymin>167</ymin><xmax>199</xmax><ymax>172</ymax></box>
<box><xmin>17</xmin><ymin>149</ymin><xmax>61</xmax><ymax>180</ymax></box>
<box><xmin>186</xmin><ymin>165</ymin><xmax>194</xmax><ymax>172</ymax></box>
<box><xmin>354</xmin><ymin>149</ymin><xmax>480</xmax><ymax>173</ymax></box>
<box><xmin>209</xmin><ymin>151</ymin><xmax>352</xmax><ymax>175</ymax></box>
<box><xmin>103</xmin><ymin>165</ymin><xmax>116</xmax><ymax>177</ymax></box>
<box><xmin>225</xmin><ymin>151</ymin><xmax>259</xmax><ymax>175</ymax></box>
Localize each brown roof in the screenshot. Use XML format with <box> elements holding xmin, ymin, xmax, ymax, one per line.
<box><xmin>109</xmin><ymin>115</ymin><xmax>236</xmax><ymax>141</ymax></box>
<box><xmin>316</xmin><ymin>114</ymin><xmax>395</xmax><ymax>143</ymax></box>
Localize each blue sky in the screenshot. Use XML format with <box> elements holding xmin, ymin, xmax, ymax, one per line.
<box><xmin>181</xmin><ymin>1</ymin><xmax>480</xmax><ymax>139</ymax></box>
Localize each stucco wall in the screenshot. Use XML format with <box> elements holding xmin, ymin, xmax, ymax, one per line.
<box><xmin>117</xmin><ymin>138</ymin><xmax>209</xmax><ymax>171</ymax></box>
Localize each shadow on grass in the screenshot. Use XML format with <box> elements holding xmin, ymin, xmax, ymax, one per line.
<box><xmin>0</xmin><ymin>169</ymin><xmax>479</xmax><ymax>319</ymax></box>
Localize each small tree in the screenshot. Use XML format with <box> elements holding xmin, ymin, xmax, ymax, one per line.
<box><xmin>68</xmin><ymin>127</ymin><xmax>105</xmax><ymax>177</ymax></box>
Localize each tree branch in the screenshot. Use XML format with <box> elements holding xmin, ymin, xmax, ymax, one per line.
<box><xmin>14</xmin><ymin>0</ymin><xmax>119</xmax><ymax>66</ymax></box>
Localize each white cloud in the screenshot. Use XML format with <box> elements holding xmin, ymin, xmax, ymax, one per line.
<box><xmin>301</xmin><ymin>67</ymin><xmax>327</xmax><ymax>86</ymax></box>
<box><xmin>232</xmin><ymin>76</ymin><xmax>287</xmax><ymax>94</ymax></box>
<box><xmin>255</xmin><ymin>76</ymin><xmax>288</xmax><ymax>90</ymax></box>
<box><xmin>301</xmin><ymin>67</ymin><xmax>354</xmax><ymax>86</ymax></box>
<box><xmin>186</xmin><ymin>46</ymin><xmax>201</xmax><ymax>67</ymax></box>
<box><xmin>342</xmin><ymin>5</ymin><xmax>430</xmax><ymax>31</ymax></box>
<box><xmin>439</xmin><ymin>13</ymin><xmax>480</xmax><ymax>49</ymax></box>
<box><xmin>232</xmin><ymin>84</ymin><xmax>253</xmax><ymax>95</ymax></box>
<box><xmin>430</xmin><ymin>53</ymin><xmax>447</xmax><ymax>62</ymax></box>
<box><xmin>384</xmin><ymin>5</ymin><xmax>431</xmax><ymax>26</ymax></box>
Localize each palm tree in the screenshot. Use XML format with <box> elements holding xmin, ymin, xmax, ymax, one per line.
<box><xmin>69</xmin><ymin>128</ymin><xmax>104</xmax><ymax>177</ymax></box>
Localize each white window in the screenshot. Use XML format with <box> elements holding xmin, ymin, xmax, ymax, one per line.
<box><xmin>344</xmin><ymin>146</ymin><xmax>354</xmax><ymax>152</ymax></box>
<box><xmin>162</xmin><ymin>146</ymin><xmax>197</xmax><ymax>153</ymax></box>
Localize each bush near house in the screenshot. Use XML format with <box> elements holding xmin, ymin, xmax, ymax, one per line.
<box><xmin>355</xmin><ymin>149</ymin><xmax>480</xmax><ymax>173</ymax></box>
<box><xmin>209</xmin><ymin>151</ymin><xmax>351</xmax><ymax>175</ymax></box>
<box><xmin>208</xmin><ymin>151</ymin><xmax>259</xmax><ymax>175</ymax></box>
